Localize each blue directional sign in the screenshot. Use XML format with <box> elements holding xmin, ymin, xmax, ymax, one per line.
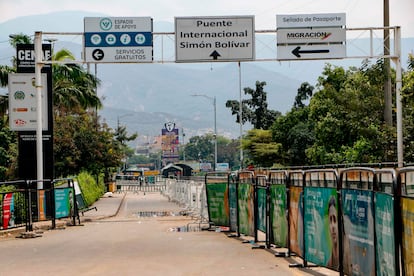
<box><xmin>84</xmin><ymin>17</ymin><xmax>153</xmax><ymax>63</ymax></box>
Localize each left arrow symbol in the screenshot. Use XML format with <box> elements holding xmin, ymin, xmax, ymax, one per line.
<box><xmin>92</xmin><ymin>49</ymin><xmax>104</xmax><ymax>61</ymax></box>
<box><xmin>210</xmin><ymin>50</ymin><xmax>221</xmax><ymax>60</ymax></box>
<box><xmin>292</xmin><ymin>46</ymin><xmax>329</xmax><ymax>58</ymax></box>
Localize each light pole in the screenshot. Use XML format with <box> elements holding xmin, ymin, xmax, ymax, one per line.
<box><xmin>191</xmin><ymin>94</ymin><xmax>217</xmax><ymax>171</ymax></box>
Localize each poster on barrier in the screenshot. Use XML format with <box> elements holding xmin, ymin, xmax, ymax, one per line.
<box><xmin>375</xmin><ymin>193</ymin><xmax>396</xmax><ymax>276</ymax></box>
<box><xmin>304</xmin><ymin>187</ymin><xmax>339</xmax><ymax>270</ymax></box>
<box><xmin>270</xmin><ymin>184</ymin><xmax>288</xmax><ymax>247</ymax></box>
<box><xmin>238</xmin><ymin>183</ymin><xmax>255</xmax><ymax>236</ymax></box>
<box><xmin>341</xmin><ymin>189</ymin><xmax>375</xmax><ymax>275</ymax></box>
<box><xmin>38</xmin><ymin>190</ymin><xmax>46</xmax><ymax>221</ymax></box>
<box><xmin>54</xmin><ymin>188</ymin><xmax>72</xmax><ymax>219</ymax></box>
<box><xmin>289</xmin><ymin>186</ymin><xmax>304</xmax><ymax>257</ymax></box>
<box><xmin>256</xmin><ymin>186</ymin><xmax>267</xmax><ymax>233</ymax></box>
<box><xmin>229</xmin><ymin>183</ymin><xmax>238</xmax><ymax>232</ymax></box>
<box><xmin>206</xmin><ymin>183</ymin><xmax>230</xmax><ymax>227</ymax></box>
<box><xmin>401</xmin><ymin>197</ymin><xmax>414</xmax><ymax>275</ymax></box>
<box><xmin>2</xmin><ymin>193</ymin><xmax>14</xmax><ymax>229</ymax></box>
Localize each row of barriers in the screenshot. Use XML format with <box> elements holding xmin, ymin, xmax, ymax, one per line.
<box><xmin>161</xmin><ymin>178</ymin><xmax>209</xmax><ymax>222</ymax></box>
<box><xmin>0</xmin><ymin>178</ymin><xmax>83</xmax><ymax>232</ymax></box>
<box><xmin>204</xmin><ymin>167</ymin><xmax>414</xmax><ymax>276</ymax></box>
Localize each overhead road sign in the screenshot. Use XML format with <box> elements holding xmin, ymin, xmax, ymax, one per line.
<box><xmin>276</xmin><ymin>13</ymin><xmax>346</xmax><ymax>60</ymax></box>
<box><xmin>175</xmin><ymin>16</ymin><xmax>255</xmax><ymax>63</ymax></box>
<box><xmin>84</xmin><ymin>17</ymin><xmax>153</xmax><ymax>63</ymax></box>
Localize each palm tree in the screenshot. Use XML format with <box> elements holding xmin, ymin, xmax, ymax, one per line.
<box><xmin>52</xmin><ymin>48</ymin><xmax>102</xmax><ymax>113</ymax></box>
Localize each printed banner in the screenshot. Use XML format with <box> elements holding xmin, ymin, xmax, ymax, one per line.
<box><xmin>54</xmin><ymin>188</ymin><xmax>72</xmax><ymax>219</ymax></box>
<box><xmin>229</xmin><ymin>183</ymin><xmax>238</xmax><ymax>232</ymax></box>
<box><xmin>401</xmin><ymin>197</ymin><xmax>414</xmax><ymax>276</ymax></box>
<box><xmin>289</xmin><ymin>186</ymin><xmax>304</xmax><ymax>257</ymax></box>
<box><xmin>256</xmin><ymin>186</ymin><xmax>267</xmax><ymax>232</ymax></box>
<box><xmin>375</xmin><ymin>193</ymin><xmax>396</xmax><ymax>276</ymax></box>
<box><xmin>206</xmin><ymin>183</ymin><xmax>230</xmax><ymax>227</ymax></box>
<box><xmin>2</xmin><ymin>193</ymin><xmax>15</xmax><ymax>229</ymax></box>
<box><xmin>38</xmin><ymin>190</ymin><xmax>47</xmax><ymax>221</ymax></box>
<box><xmin>341</xmin><ymin>189</ymin><xmax>375</xmax><ymax>275</ymax></box>
<box><xmin>238</xmin><ymin>183</ymin><xmax>255</xmax><ymax>236</ymax></box>
<box><xmin>304</xmin><ymin>187</ymin><xmax>339</xmax><ymax>270</ymax></box>
<box><xmin>270</xmin><ymin>184</ymin><xmax>288</xmax><ymax>247</ymax></box>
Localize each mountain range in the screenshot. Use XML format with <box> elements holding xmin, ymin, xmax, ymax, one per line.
<box><xmin>1</xmin><ymin>11</ymin><xmax>414</xmax><ymax>143</ymax></box>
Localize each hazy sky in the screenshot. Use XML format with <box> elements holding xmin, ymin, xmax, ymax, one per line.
<box><xmin>1</xmin><ymin>0</ymin><xmax>414</xmax><ymax>37</ymax></box>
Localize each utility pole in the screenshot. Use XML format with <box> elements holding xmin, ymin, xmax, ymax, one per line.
<box><xmin>191</xmin><ymin>94</ymin><xmax>217</xmax><ymax>171</ymax></box>
<box><xmin>384</xmin><ymin>0</ymin><xmax>392</xmax><ymax>126</ymax></box>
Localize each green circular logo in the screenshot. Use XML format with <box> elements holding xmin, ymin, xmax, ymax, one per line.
<box><xmin>14</xmin><ymin>90</ymin><xmax>25</xmax><ymax>100</ymax></box>
<box><xmin>100</xmin><ymin>18</ymin><xmax>112</xmax><ymax>31</ymax></box>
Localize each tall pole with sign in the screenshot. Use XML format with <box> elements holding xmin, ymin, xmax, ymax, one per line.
<box><xmin>34</xmin><ymin>32</ymin><xmax>43</xmax><ymax>187</ymax></box>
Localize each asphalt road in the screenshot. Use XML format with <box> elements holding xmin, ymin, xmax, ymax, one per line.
<box><xmin>0</xmin><ymin>192</ymin><xmax>338</xmax><ymax>276</ymax></box>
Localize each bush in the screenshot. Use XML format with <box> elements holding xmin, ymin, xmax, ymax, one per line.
<box><xmin>76</xmin><ymin>171</ymin><xmax>105</xmax><ymax>206</ymax></box>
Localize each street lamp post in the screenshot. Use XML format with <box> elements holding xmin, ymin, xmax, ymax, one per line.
<box><xmin>191</xmin><ymin>94</ymin><xmax>217</xmax><ymax>171</ymax></box>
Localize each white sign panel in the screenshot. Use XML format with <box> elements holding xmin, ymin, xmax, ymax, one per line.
<box><xmin>84</xmin><ymin>17</ymin><xmax>153</xmax><ymax>63</ymax></box>
<box><xmin>277</xmin><ymin>13</ymin><xmax>346</xmax><ymax>28</ymax></box>
<box><xmin>277</xmin><ymin>27</ymin><xmax>346</xmax><ymax>44</ymax></box>
<box><xmin>8</xmin><ymin>73</ymin><xmax>48</xmax><ymax>131</ymax></box>
<box><xmin>175</xmin><ymin>16</ymin><xmax>255</xmax><ymax>62</ymax></box>
<box><xmin>276</xmin><ymin>13</ymin><xmax>346</xmax><ymax>60</ymax></box>
<box><xmin>277</xmin><ymin>44</ymin><xmax>346</xmax><ymax>60</ymax></box>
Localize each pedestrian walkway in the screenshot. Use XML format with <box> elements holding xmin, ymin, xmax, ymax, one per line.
<box><xmin>1</xmin><ymin>191</ymin><xmax>339</xmax><ymax>275</ymax></box>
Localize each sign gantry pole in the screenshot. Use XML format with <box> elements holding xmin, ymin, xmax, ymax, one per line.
<box><xmin>34</xmin><ymin>31</ymin><xmax>44</xmax><ymax>187</ymax></box>
<box><xmin>394</xmin><ymin>26</ymin><xmax>403</xmax><ymax>167</ymax></box>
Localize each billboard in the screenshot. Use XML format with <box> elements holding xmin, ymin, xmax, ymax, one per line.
<box><xmin>161</xmin><ymin>122</ymin><xmax>179</xmax><ymax>163</ymax></box>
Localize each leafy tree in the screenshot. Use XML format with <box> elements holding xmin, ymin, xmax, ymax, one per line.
<box><xmin>294</xmin><ymin>82</ymin><xmax>314</xmax><ymax>109</ymax></box>
<box><xmin>242</xmin><ymin>129</ymin><xmax>282</xmax><ymax>167</ymax></box>
<box><xmin>401</xmin><ymin>53</ymin><xmax>414</xmax><ymax>162</ymax></box>
<box><xmin>226</xmin><ymin>81</ymin><xmax>281</xmax><ymax>129</ymax></box>
<box><xmin>306</xmin><ymin>61</ymin><xmax>393</xmax><ymax>164</ymax></box>
<box><xmin>271</xmin><ymin>82</ymin><xmax>315</xmax><ymax>166</ymax></box>
<box><xmin>184</xmin><ymin>134</ymin><xmax>215</xmax><ymax>163</ymax></box>
<box><xmin>0</xmin><ymin>119</ymin><xmax>17</xmax><ymax>180</ymax></box>
<box><xmin>216</xmin><ymin>136</ymin><xmax>240</xmax><ymax>169</ymax></box>
<box><xmin>54</xmin><ymin>112</ymin><xmax>125</xmax><ymax>177</ymax></box>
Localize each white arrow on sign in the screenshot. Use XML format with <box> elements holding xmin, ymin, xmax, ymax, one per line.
<box><xmin>92</xmin><ymin>49</ymin><xmax>104</xmax><ymax>60</ymax></box>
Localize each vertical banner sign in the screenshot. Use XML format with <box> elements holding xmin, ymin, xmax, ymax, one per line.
<box><xmin>54</xmin><ymin>188</ymin><xmax>71</xmax><ymax>219</ymax></box>
<box><xmin>229</xmin><ymin>181</ymin><xmax>238</xmax><ymax>232</ymax></box>
<box><xmin>289</xmin><ymin>186</ymin><xmax>304</xmax><ymax>257</ymax></box>
<box><xmin>15</xmin><ymin>44</ymin><xmax>54</xmax><ymax>182</ymax></box>
<box><xmin>38</xmin><ymin>190</ymin><xmax>47</xmax><ymax>221</ymax></box>
<box><xmin>161</xmin><ymin>122</ymin><xmax>179</xmax><ymax>165</ymax></box>
<box><xmin>341</xmin><ymin>189</ymin><xmax>375</xmax><ymax>275</ymax></box>
<box><xmin>2</xmin><ymin>193</ymin><xmax>14</xmax><ymax>229</ymax></box>
<box><xmin>238</xmin><ymin>183</ymin><xmax>255</xmax><ymax>236</ymax></box>
<box><xmin>270</xmin><ymin>184</ymin><xmax>288</xmax><ymax>247</ymax></box>
<box><xmin>401</xmin><ymin>197</ymin><xmax>414</xmax><ymax>275</ymax></box>
<box><xmin>206</xmin><ymin>183</ymin><xmax>230</xmax><ymax>227</ymax></box>
<box><xmin>375</xmin><ymin>193</ymin><xmax>396</xmax><ymax>276</ymax></box>
<box><xmin>304</xmin><ymin>187</ymin><xmax>339</xmax><ymax>270</ymax></box>
<box><xmin>256</xmin><ymin>186</ymin><xmax>267</xmax><ymax>233</ymax></box>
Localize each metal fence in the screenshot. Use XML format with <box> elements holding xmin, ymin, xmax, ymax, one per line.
<box><xmin>203</xmin><ymin>166</ymin><xmax>414</xmax><ymax>276</ymax></box>
<box><xmin>0</xmin><ymin>178</ymin><xmax>79</xmax><ymax>232</ymax></box>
